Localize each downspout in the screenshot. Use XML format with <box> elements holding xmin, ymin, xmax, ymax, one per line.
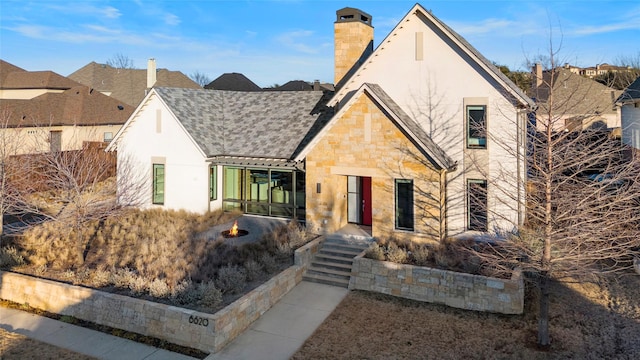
<box><xmin>440</xmin><ymin>169</ymin><xmax>447</xmax><ymax>242</ymax></box>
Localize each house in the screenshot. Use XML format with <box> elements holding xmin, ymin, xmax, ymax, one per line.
<box><xmin>204</xmin><ymin>73</ymin><xmax>262</xmax><ymax>91</ymax></box>
<box><xmin>531</xmin><ymin>63</ymin><xmax>622</xmax><ymax>131</ymax></box>
<box><xmin>109</xmin><ymin>4</ymin><xmax>534</xmax><ymax>241</ymax></box>
<box><xmin>69</xmin><ymin>59</ymin><xmax>201</xmax><ymax>107</ymax></box>
<box><xmin>0</xmin><ymin>60</ymin><xmax>134</xmax><ymax>153</ymax></box>
<box><xmin>617</xmin><ymin>76</ymin><xmax>640</xmax><ymax>152</ymax></box>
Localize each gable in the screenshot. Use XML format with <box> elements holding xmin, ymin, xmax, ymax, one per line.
<box><xmin>331</xmin><ymin>4</ymin><xmax>533</xmax><ymax>110</ymax></box>
<box><xmin>303</xmin><ymin>84</ymin><xmax>450</xmax><ymax>172</ymax></box>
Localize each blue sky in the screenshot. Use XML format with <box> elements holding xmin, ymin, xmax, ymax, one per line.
<box><xmin>1</xmin><ymin>0</ymin><xmax>639</xmax><ymax>87</ymax></box>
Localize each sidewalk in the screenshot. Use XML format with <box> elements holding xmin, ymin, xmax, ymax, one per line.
<box><xmin>206</xmin><ymin>281</ymin><xmax>348</xmax><ymax>360</ymax></box>
<box><xmin>0</xmin><ymin>307</ymin><xmax>197</xmax><ymax>360</ymax></box>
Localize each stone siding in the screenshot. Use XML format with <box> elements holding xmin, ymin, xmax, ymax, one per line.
<box><xmin>0</xmin><ymin>238</ymin><xmax>322</xmax><ymax>354</ymax></box>
<box><xmin>305</xmin><ymin>92</ymin><xmax>443</xmax><ymax>243</ymax></box>
<box><xmin>349</xmin><ymin>256</ymin><xmax>524</xmax><ymax>314</ymax></box>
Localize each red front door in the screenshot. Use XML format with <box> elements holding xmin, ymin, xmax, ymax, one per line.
<box><xmin>361</xmin><ymin>177</ymin><xmax>372</xmax><ymax>226</ymax></box>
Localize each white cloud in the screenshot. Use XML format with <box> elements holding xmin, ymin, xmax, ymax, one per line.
<box><xmin>164</xmin><ymin>13</ymin><xmax>181</xmax><ymax>26</ymax></box>
<box><xmin>275</xmin><ymin>30</ymin><xmax>318</xmax><ymax>54</ymax></box>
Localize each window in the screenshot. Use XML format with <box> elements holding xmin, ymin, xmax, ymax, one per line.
<box><xmin>152</xmin><ymin>164</ymin><xmax>165</xmax><ymax>205</ymax></box>
<box><xmin>209</xmin><ymin>166</ymin><xmax>217</xmax><ymax>201</ymax></box>
<box><xmin>395</xmin><ymin>179</ymin><xmax>414</xmax><ymax>231</ymax></box>
<box><xmin>468</xmin><ymin>180</ymin><xmax>487</xmax><ymax>231</ymax></box>
<box><xmin>467</xmin><ymin>105</ymin><xmax>487</xmax><ymax>148</ymax></box>
<box><xmin>104</xmin><ymin>132</ymin><xmax>113</xmax><ymax>142</ymax></box>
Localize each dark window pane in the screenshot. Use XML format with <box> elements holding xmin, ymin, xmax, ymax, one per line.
<box><xmin>395</xmin><ymin>179</ymin><xmax>414</xmax><ymax>230</ymax></box>
<box><xmin>467</xmin><ymin>105</ymin><xmax>486</xmax><ymax>148</ymax></box>
<box><xmin>468</xmin><ymin>180</ymin><xmax>488</xmax><ymax>231</ymax></box>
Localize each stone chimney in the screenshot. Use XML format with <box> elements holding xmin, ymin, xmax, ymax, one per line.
<box><xmin>147</xmin><ymin>58</ymin><xmax>157</xmax><ymax>89</ymax></box>
<box><xmin>533</xmin><ymin>63</ymin><xmax>543</xmax><ymax>89</ymax></box>
<box><xmin>334</xmin><ymin>7</ymin><xmax>374</xmax><ymax>86</ymax></box>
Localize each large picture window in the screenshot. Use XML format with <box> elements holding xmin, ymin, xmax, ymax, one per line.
<box><xmin>395</xmin><ymin>179</ymin><xmax>414</xmax><ymax>231</ymax></box>
<box><xmin>222</xmin><ymin>166</ymin><xmax>304</xmax><ymax>220</ymax></box>
<box><xmin>152</xmin><ymin>164</ymin><xmax>165</xmax><ymax>205</ymax></box>
<box><xmin>467</xmin><ymin>105</ymin><xmax>487</xmax><ymax>148</ymax></box>
<box><xmin>468</xmin><ymin>179</ymin><xmax>487</xmax><ymax>231</ymax></box>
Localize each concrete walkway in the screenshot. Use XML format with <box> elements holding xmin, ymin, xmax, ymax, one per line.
<box><xmin>206</xmin><ymin>281</ymin><xmax>348</xmax><ymax>360</ymax></box>
<box><xmin>0</xmin><ymin>307</ymin><xmax>197</xmax><ymax>360</ymax></box>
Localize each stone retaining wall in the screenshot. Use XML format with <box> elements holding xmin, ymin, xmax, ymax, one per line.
<box><xmin>349</xmin><ymin>256</ymin><xmax>524</xmax><ymax>314</ymax></box>
<box><xmin>0</xmin><ymin>236</ymin><xmax>324</xmax><ymax>354</ymax></box>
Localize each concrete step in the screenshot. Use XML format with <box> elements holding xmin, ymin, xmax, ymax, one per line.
<box><xmin>322</xmin><ymin>242</ymin><xmax>369</xmax><ymax>253</ymax></box>
<box><xmin>314</xmin><ymin>253</ymin><xmax>355</xmax><ymax>265</ymax></box>
<box><xmin>318</xmin><ymin>247</ymin><xmax>362</xmax><ymax>257</ymax></box>
<box><xmin>306</xmin><ymin>266</ymin><xmax>351</xmax><ymax>279</ymax></box>
<box><xmin>325</xmin><ymin>234</ymin><xmax>373</xmax><ymax>246</ymax></box>
<box><xmin>310</xmin><ymin>259</ymin><xmax>353</xmax><ymax>272</ymax></box>
<box><xmin>303</xmin><ymin>272</ymin><xmax>350</xmax><ymax>288</ymax></box>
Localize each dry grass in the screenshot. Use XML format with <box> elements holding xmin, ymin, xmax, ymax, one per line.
<box><xmin>0</xmin><ymin>328</ymin><xmax>96</xmax><ymax>360</ymax></box>
<box><xmin>293</xmin><ymin>275</ymin><xmax>640</xmax><ymax>360</ymax></box>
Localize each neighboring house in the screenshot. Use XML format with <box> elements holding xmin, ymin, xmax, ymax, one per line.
<box><xmin>69</xmin><ymin>59</ymin><xmax>201</xmax><ymax>107</ymax></box>
<box><xmin>109</xmin><ymin>3</ymin><xmax>534</xmax><ymax>242</ymax></box>
<box><xmin>0</xmin><ymin>60</ymin><xmax>133</xmax><ymax>153</ymax></box>
<box><xmin>531</xmin><ymin>63</ymin><xmax>622</xmax><ymax>131</ymax></box>
<box><xmin>204</xmin><ymin>73</ymin><xmax>262</xmax><ymax>91</ymax></box>
<box><xmin>269</xmin><ymin>80</ymin><xmax>334</xmax><ymax>92</ymax></box>
<box><xmin>617</xmin><ymin>76</ymin><xmax>640</xmax><ymax>151</ymax></box>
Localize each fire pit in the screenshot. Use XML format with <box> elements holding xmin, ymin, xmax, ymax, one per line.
<box><xmin>221</xmin><ymin>220</ymin><xmax>249</xmax><ymax>238</ymax></box>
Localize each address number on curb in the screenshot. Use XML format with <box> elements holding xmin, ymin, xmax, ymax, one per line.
<box><xmin>189</xmin><ymin>315</ymin><xmax>209</xmax><ymax>327</ymax></box>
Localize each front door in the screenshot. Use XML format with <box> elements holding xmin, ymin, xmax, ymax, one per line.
<box><xmin>347</xmin><ymin>176</ymin><xmax>372</xmax><ymax>226</ymax></box>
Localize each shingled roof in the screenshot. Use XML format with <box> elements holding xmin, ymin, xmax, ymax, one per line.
<box><xmin>0</xmin><ymin>59</ymin><xmax>80</xmax><ymax>90</ymax></box>
<box><xmin>154</xmin><ymin>87</ymin><xmax>332</xmax><ymax>159</ymax></box>
<box><xmin>69</xmin><ymin>62</ymin><xmax>201</xmax><ymax>107</ymax></box>
<box><xmin>617</xmin><ymin>76</ymin><xmax>640</xmax><ymax>104</ymax></box>
<box><xmin>204</xmin><ymin>73</ymin><xmax>262</xmax><ymax>92</ymax></box>
<box><xmin>0</xmin><ymin>85</ymin><xmax>133</xmax><ymax>127</ymax></box>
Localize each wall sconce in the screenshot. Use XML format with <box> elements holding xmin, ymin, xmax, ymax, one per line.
<box><xmin>316</xmin><ymin>183</ymin><xmax>321</xmax><ymax>194</ymax></box>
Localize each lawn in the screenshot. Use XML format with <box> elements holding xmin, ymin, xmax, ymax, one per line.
<box><xmin>293</xmin><ymin>275</ymin><xmax>640</xmax><ymax>359</ymax></box>
<box><xmin>0</xmin><ymin>328</ymin><xmax>96</xmax><ymax>360</ymax></box>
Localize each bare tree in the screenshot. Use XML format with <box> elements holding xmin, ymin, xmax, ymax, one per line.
<box><xmin>106</xmin><ymin>53</ymin><xmax>135</xmax><ymax>69</ymax></box>
<box><xmin>189</xmin><ymin>71</ymin><xmax>211</xmax><ymax>87</ymax></box>
<box><xmin>462</xmin><ymin>42</ymin><xmax>640</xmax><ymax>347</ymax></box>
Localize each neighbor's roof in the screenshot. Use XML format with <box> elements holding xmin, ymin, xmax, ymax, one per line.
<box><xmin>154</xmin><ymin>87</ymin><xmax>332</xmax><ymax>159</ymax></box>
<box><xmin>0</xmin><ymin>59</ymin><xmax>81</xmax><ymax>90</ymax></box>
<box><xmin>204</xmin><ymin>73</ymin><xmax>262</xmax><ymax>92</ymax></box>
<box><xmin>332</xmin><ymin>3</ymin><xmax>534</xmax><ymax>109</ymax></box>
<box><xmin>617</xmin><ymin>76</ymin><xmax>640</xmax><ymax>104</ymax></box>
<box><xmin>69</xmin><ymin>62</ymin><xmax>201</xmax><ymax>107</ymax></box>
<box><xmin>0</xmin><ymin>85</ymin><xmax>134</xmax><ymax>127</ymax></box>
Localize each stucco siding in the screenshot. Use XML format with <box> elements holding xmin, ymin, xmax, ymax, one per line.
<box><xmin>115</xmin><ymin>93</ymin><xmax>210</xmax><ymax>213</ymax></box>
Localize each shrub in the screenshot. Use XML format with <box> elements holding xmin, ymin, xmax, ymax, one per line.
<box><xmin>286</xmin><ymin>221</ymin><xmax>308</xmax><ymax>249</ymax></box>
<box><xmin>216</xmin><ymin>264</ymin><xmax>247</xmax><ymax>294</ymax></box>
<box><xmin>386</xmin><ymin>242</ymin><xmax>408</xmax><ymax>264</ymax></box>
<box><xmin>128</xmin><ymin>275</ymin><xmax>148</xmax><ymax>295</ymax></box>
<box><xmin>412</xmin><ymin>245</ymin><xmax>432</xmax><ymax>266</ymax></box>
<box><xmin>259</xmin><ymin>253</ymin><xmax>279</xmax><ymax>274</ymax></box>
<box><xmin>198</xmin><ymin>281</ymin><xmax>223</xmax><ymax>308</ymax></box>
<box><xmin>148</xmin><ymin>278</ymin><xmax>171</xmax><ymax>298</ymax></box>
<box><xmin>365</xmin><ymin>243</ymin><xmax>385</xmax><ymax>261</ymax></box>
<box><xmin>244</xmin><ymin>258</ymin><xmax>263</xmax><ymax>281</ymax></box>
<box><xmin>172</xmin><ymin>280</ymin><xmax>200</xmax><ymax>305</ymax></box>
<box><xmin>90</xmin><ymin>269</ymin><xmax>111</xmax><ymax>287</ymax></box>
<box><xmin>112</xmin><ymin>268</ymin><xmax>136</xmax><ymax>289</ymax></box>
<box><xmin>0</xmin><ymin>246</ymin><xmax>25</xmax><ymax>268</ymax></box>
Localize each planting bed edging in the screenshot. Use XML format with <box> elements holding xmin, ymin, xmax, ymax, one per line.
<box><xmin>349</xmin><ymin>256</ymin><xmax>524</xmax><ymax>314</ymax></box>
<box><xmin>0</xmin><ymin>236</ymin><xmax>324</xmax><ymax>354</ymax></box>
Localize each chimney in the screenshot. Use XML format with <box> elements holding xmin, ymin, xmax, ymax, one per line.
<box><xmin>313</xmin><ymin>80</ymin><xmax>320</xmax><ymax>91</ymax></box>
<box><xmin>147</xmin><ymin>58</ymin><xmax>157</xmax><ymax>89</ymax></box>
<box><xmin>334</xmin><ymin>7</ymin><xmax>374</xmax><ymax>86</ymax></box>
<box><xmin>533</xmin><ymin>63</ymin><xmax>543</xmax><ymax>89</ymax></box>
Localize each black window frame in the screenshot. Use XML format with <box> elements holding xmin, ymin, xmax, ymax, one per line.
<box><xmin>467</xmin><ymin>179</ymin><xmax>488</xmax><ymax>231</ymax></box>
<box><xmin>395</xmin><ymin>179</ymin><xmax>414</xmax><ymax>231</ymax></box>
<box><xmin>466</xmin><ymin>105</ymin><xmax>487</xmax><ymax>149</ymax></box>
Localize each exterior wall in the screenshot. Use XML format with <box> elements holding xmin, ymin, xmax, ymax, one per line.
<box><xmin>115</xmin><ymin>93</ymin><xmax>211</xmax><ymax>213</ymax></box>
<box><xmin>305</xmin><ymin>93</ymin><xmax>443</xmax><ymax>243</ymax></box>
<box><xmin>622</xmin><ymin>104</ymin><xmax>640</xmax><ymax>150</ymax></box>
<box><xmin>1</xmin><ymin>125</ymin><xmax>122</xmax><ymax>155</ymax></box>
<box><xmin>349</xmin><ymin>256</ymin><xmax>524</xmax><ymax>314</ymax></box>
<box><xmin>0</xmin><ymin>88</ymin><xmax>65</xmax><ymax>100</ymax></box>
<box><xmin>0</xmin><ymin>241</ymin><xmax>319</xmax><ymax>354</ymax></box>
<box><xmin>333</xmin><ymin>10</ymin><xmax>525</xmax><ymax>235</ymax></box>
